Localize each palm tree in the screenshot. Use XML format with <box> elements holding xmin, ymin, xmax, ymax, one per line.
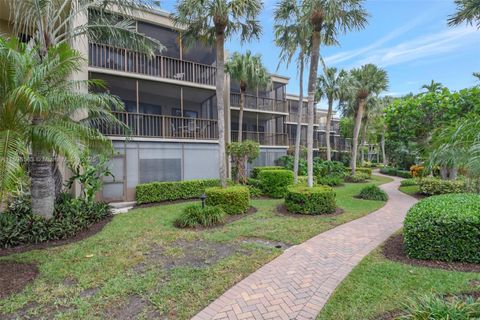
<box><xmin>448</xmin><ymin>0</ymin><xmax>480</xmax><ymax>29</ymax></box>
<box><xmin>274</xmin><ymin>0</ymin><xmax>311</xmax><ymax>184</ymax></box>
<box><xmin>302</xmin><ymin>0</ymin><xmax>368</xmax><ymax>187</ymax></box>
<box><xmin>173</xmin><ymin>0</ymin><xmax>263</xmax><ymax>188</ymax></box>
<box><xmin>317</xmin><ymin>58</ymin><xmax>346</xmax><ymax>161</ymax></box>
<box><xmin>345</xmin><ymin>64</ymin><xmax>389</xmax><ymax>174</ymax></box>
<box><xmin>421</xmin><ymin>80</ymin><xmax>444</xmax><ymax>93</ymax></box>
<box><xmin>0</xmin><ymin>38</ymin><xmax>124</xmax><ymax>218</ymax></box>
<box><xmin>226</xmin><ymin>51</ymin><xmax>269</xmax><ymax>142</ymax></box>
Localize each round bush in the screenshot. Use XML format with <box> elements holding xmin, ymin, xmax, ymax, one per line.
<box><xmin>356</xmin><ymin>167</ymin><xmax>372</xmax><ymax>178</ymax></box>
<box><xmin>258</xmin><ymin>169</ymin><xmax>294</xmax><ymax>198</ymax></box>
<box><xmin>358</xmin><ymin>185</ymin><xmax>388</xmax><ymax>201</ymax></box>
<box><xmin>174</xmin><ymin>204</ymin><xmax>226</xmax><ymax>228</ymax></box>
<box><xmin>284</xmin><ymin>185</ymin><xmax>336</xmax><ymax>215</ymax></box>
<box><xmin>205</xmin><ymin>186</ymin><xmax>250</xmax><ymax>214</ymax></box>
<box><xmin>317</xmin><ymin>174</ymin><xmax>343</xmax><ymax>187</ymax></box>
<box><xmin>344</xmin><ymin>172</ymin><xmax>369</xmax><ymax>183</ymax></box>
<box><xmin>404</xmin><ymin>194</ymin><xmax>480</xmax><ymax>263</ymax></box>
<box><xmin>419</xmin><ymin>177</ymin><xmax>466</xmax><ymax>196</ymax></box>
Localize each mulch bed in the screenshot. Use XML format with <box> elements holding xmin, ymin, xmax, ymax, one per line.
<box><xmin>382</xmin><ymin>234</ymin><xmax>480</xmax><ymax>272</ymax></box>
<box><xmin>275</xmin><ymin>204</ymin><xmax>344</xmax><ymax>218</ymax></box>
<box><xmin>0</xmin><ymin>216</ymin><xmax>113</xmax><ymax>257</ymax></box>
<box><xmin>0</xmin><ymin>262</ymin><xmax>38</xmax><ymax>299</ymax></box>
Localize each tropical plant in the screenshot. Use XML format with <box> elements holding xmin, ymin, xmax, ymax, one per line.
<box><xmin>226</xmin><ymin>51</ymin><xmax>269</xmax><ymax>142</ymax></box>
<box><xmin>421</xmin><ymin>80</ymin><xmax>444</xmax><ymax>93</ymax></box>
<box><xmin>301</xmin><ymin>0</ymin><xmax>368</xmax><ymax>187</ymax></box>
<box><xmin>448</xmin><ymin>0</ymin><xmax>480</xmax><ymax>29</ymax></box>
<box><xmin>343</xmin><ymin>64</ymin><xmax>388</xmax><ymax>174</ymax></box>
<box><xmin>173</xmin><ymin>0</ymin><xmax>263</xmax><ymax>188</ymax></box>
<box><xmin>274</xmin><ymin>0</ymin><xmax>311</xmax><ymax>184</ymax></box>
<box><xmin>227</xmin><ymin>140</ymin><xmax>260</xmax><ymax>184</ymax></box>
<box><xmin>0</xmin><ymin>38</ymin><xmax>123</xmax><ymax>218</ymax></box>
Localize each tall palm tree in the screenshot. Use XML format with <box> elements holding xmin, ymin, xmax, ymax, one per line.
<box><xmin>173</xmin><ymin>0</ymin><xmax>263</xmax><ymax>188</ymax></box>
<box><xmin>421</xmin><ymin>80</ymin><xmax>444</xmax><ymax>93</ymax></box>
<box><xmin>226</xmin><ymin>51</ymin><xmax>269</xmax><ymax>142</ymax></box>
<box><xmin>302</xmin><ymin>0</ymin><xmax>368</xmax><ymax>187</ymax></box>
<box><xmin>274</xmin><ymin>0</ymin><xmax>311</xmax><ymax>184</ymax></box>
<box><xmin>448</xmin><ymin>0</ymin><xmax>480</xmax><ymax>29</ymax></box>
<box><xmin>317</xmin><ymin>58</ymin><xmax>346</xmax><ymax>161</ymax></box>
<box><xmin>0</xmin><ymin>38</ymin><xmax>124</xmax><ymax>218</ymax></box>
<box><xmin>345</xmin><ymin>64</ymin><xmax>389</xmax><ymax>174</ymax></box>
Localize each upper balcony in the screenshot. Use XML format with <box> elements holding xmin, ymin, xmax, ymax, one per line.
<box><xmin>230</xmin><ymin>93</ymin><xmax>287</xmax><ymax>114</ymax></box>
<box><xmin>286</xmin><ymin>112</ymin><xmax>318</xmax><ymax>125</ymax></box>
<box><xmin>88</xmin><ymin>42</ymin><xmax>216</xmax><ymax>87</ymax></box>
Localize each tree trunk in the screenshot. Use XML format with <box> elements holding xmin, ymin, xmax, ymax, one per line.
<box><xmin>293</xmin><ymin>53</ymin><xmax>305</xmax><ymax>184</ymax></box>
<box><xmin>381</xmin><ymin>126</ymin><xmax>387</xmax><ymax>166</ymax></box>
<box><xmin>440</xmin><ymin>166</ymin><xmax>448</xmax><ymax>180</ymax></box>
<box><xmin>449</xmin><ymin>167</ymin><xmax>458</xmax><ymax>180</ymax></box>
<box><xmin>360</xmin><ymin>119</ymin><xmax>368</xmax><ymax>164</ymax></box>
<box><xmin>307</xmin><ymin>25</ymin><xmax>321</xmax><ymax>188</ymax></box>
<box><xmin>351</xmin><ymin>98</ymin><xmax>366</xmax><ymax>175</ymax></box>
<box><xmin>30</xmin><ymin>151</ymin><xmax>55</xmax><ymax>219</ymax></box>
<box><xmin>238</xmin><ymin>89</ymin><xmax>245</xmax><ymax>142</ymax></box>
<box><xmin>216</xmin><ymin>33</ymin><xmax>228</xmax><ymax>188</ymax></box>
<box><xmin>325</xmin><ymin>96</ymin><xmax>333</xmax><ymax>161</ymax></box>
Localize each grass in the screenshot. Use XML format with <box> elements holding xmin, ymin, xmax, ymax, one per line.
<box><xmin>0</xmin><ymin>175</ymin><xmax>392</xmax><ymax>320</ymax></box>
<box><xmin>399</xmin><ymin>185</ymin><xmax>421</xmax><ymax>197</ymax></box>
<box><xmin>317</xmin><ymin>245</ymin><xmax>480</xmax><ymax>320</ymax></box>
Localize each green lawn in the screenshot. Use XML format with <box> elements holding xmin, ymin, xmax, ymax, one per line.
<box><xmin>399</xmin><ymin>184</ymin><xmax>421</xmax><ymax>197</ymax></box>
<box><xmin>317</xmin><ymin>244</ymin><xmax>480</xmax><ymax>320</ymax></box>
<box><xmin>0</xmin><ymin>175</ymin><xmax>392</xmax><ymax>320</ymax></box>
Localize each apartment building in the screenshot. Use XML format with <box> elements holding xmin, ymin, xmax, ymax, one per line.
<box><xmin>0</xmin><ymin>5</ymin><xmax>352</xmax><ymax>202</ymax></box>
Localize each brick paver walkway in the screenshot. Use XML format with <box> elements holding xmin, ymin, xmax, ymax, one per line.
<box><xmin>193</xmin><ymin>174</ymin><xmax>417</xmax><ymax>320</ymax></box>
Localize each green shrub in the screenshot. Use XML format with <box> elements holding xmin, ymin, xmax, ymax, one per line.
<box><xmin>401</xmin><ymin>178</ymin><xmax>418</xmax><ymax>187</ymax></box>
<box><xmin>404</xmin><ymin>194</ymin><xmax>480</xmax><ymax>263</ymax></box>
<box><xmin>284</xmin><ymin>185</ymin><xmax>336</xmax><ymax>215</ymax></box>
<box><xmin>344</xmin><ymin>172</ymin><xmax>369</xmax><ymax>183</ymax></box>
<box><xmin>419</xmin><ymin>177</ymin><xmax>466</xmax><ymax>196</ymax></box>
<box><xmin>174</xmin><ymin>204</ymin><xmax>226</xmax><ymax>228</ymax></box>
<box><xmin>356</xmin><ymin>167</ymin><xmax>372</xmax><ymax>178</ymax></box>
<box><xmin>277</xmin><ymin>156</ymin><xmax>307</xmax><ymax>176</ymax></box>
<box><xmin>136</xmin><ymin>179</ymin><xmax>220</xmax><ymax>204</ymax></box>
<box><xmin>380</xmin><ymin>166</ymin><xmax>412</xmax><ymax>178</ymax></box>
<box><xmin>396</xmin><ymin>170</ymin><xmax>413</xmax><ymax>178</ymax></box>
<box><xmin>297</xmin><ymin>175</ymin><xmax>308</xmax><ymax>186</ymax></box>
<box><xmin>205</xmin><ymin>186</ymin><xmax>250</xmax><ymax>214</ymax></box>
<box><xmin>0</xmin><ymin>193</ymin><xmax>111</xmax><ymax>248</ymax></box>
<box><xmin>258</xmin><ymin>169</ymin><xmax>294</xmax><ymax>198</ymax></box>
<box><xmin>314</xmin><ymin>160</ymin><xmax>346</xmax><ymax>177</ymax></box>
<box><xmin>317</xmin><ymin>174</ymin><xmax>343</xmax><ymax>187</ymax></box>
<box><xmin>358</xmin><ymin>185</ymin><xmax>388</xmax><ymax>201</ymax></box>
<box><xmin>399</xmin><ymin>294</ymin><xmax>480</xmax><ymax>320</ymax></box>
<box><xmin>246</xmin><ymin>178</ymin><xmax>263</xmax><ymax>197</ymax></box>
<box><xmin>251</xmin><ymin>166</ymin><xmax>284</xmax><ymax>179</ymax></box>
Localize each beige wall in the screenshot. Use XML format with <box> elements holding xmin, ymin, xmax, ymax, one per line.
<box><xmin>0</xmin><ymin>19</ymin><xmax>13</xmax><ymax>36</ymax></box>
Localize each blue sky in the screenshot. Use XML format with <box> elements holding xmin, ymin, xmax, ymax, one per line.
<box><xmin>160</xmin><ymin>0</ymin><xmax>480</xmax><ymax>107</ymax></box>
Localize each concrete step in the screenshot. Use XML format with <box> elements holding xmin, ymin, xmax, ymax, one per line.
<box><xmin>109</xmin><ymin>201</ymin><xmax>136</xmax><ymax>215</ymax></box>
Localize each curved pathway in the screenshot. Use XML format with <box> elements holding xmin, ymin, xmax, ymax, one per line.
<box><xmin>193</xmin><ymin>174</ymin><xmax>417</xmax><ymax>320</ymax></box>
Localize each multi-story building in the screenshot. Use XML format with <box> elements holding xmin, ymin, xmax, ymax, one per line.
<box><xmin>0</xmin><ymin>5</ymin><xmax>352</xmax><ymax>202</ymax></box>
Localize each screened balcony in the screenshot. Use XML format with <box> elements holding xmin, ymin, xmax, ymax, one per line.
<box><xmin>230</xmin><ymin>110</ymin><xmax>287</xmax><ymax>146</ymax></box>
<box><xmin>230</xmin><ymin>93</ymin><xmax>287</xmax><ymax>113</ymax></box>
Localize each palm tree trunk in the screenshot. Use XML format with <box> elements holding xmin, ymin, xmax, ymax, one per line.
<box><xmin>216</xmin><ymin>33</ymin><xmax>228</xmax><ymax>188</ymax></box>
<box><xmin>293</xmin><ymin>53</ymin><xmax>305</xmax><ymax>184</ymax></box>
<box><xmin>360</xmin><ymin>119</ymin><xmax>368</xmax><ymax>164</ymax></box>
<box><xmin>325</xmin><ymin>97</ymin><xmax>333</xmax><ymax>161</ymax></box>
<box><xmin>351</xmin><ymin>98</ymin><xmax>366</xmax><ymax>175</ymax></box>
<box><xmin>30</xmin><ymin>150</ymin><xmax>55</xmax><ymax>219</ymax></box>
<box><xmin>238</xmin><ymin>90</ymin><xmax>245</xmax><ymax>142</ymax></box>
<box><xmin>381</xmin><ymin>126</ymin><xmax>387</xmax><ymax>166</ymax></box>
<box><xmin>307</xmin><ymin>26</ymin><xmax>321</xmax><ymax>187</ymax></box>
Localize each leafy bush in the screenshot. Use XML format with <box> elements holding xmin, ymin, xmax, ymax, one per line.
<box><xmin>419</xmin><ymin>177</ymin><xmax>466</xmax><ymax>196</ymax></box>
<box><xmin>356</xmin><ymin>167</ymin><xmax>372</xmax><ymax>178</ymax></box>
<box><xmin>404</xmin><ymin>194</ymin><xmax>480</xmax><ymax>263</ymax></box>
<box><xmin>277</xmin><ymin>156</ymin><xmax>307</xmax><ymax>176</ymax></box>
<box><xmin>317</xmin><ymin>174</ymin><xmax>343</xmax><ymax>187</ymax></box>
<box><xmin>174</xmin><ymin>204</ymin><xmax>226</xmax><ymax>228</ymax></box>
<box><xmin>396</xmin><ymin>170</ymin><xmax>413</xmax><ymax>178</ymax></box>
<box><xmin>410</xmin><ymin>164</ymin><xmax>426</xmax><ymax>178</ymax></box>
<box><xmin>358</xmin><ymin>185</ymin><xmax>388</xmax><ymax>201</ymax></box>
<box><xmin>344</xmin><ymin>172</ymin><xmax>369</xmax><ymax>183</ymax></box>
<box><xmin>297</xmin><ymin>175</ymin><xmax>308</xmax><ymax>186</ymax></box>
<box><xmin>0</xmin><ymin>193</ymin><xmax>111</xmax><ymax>248</ymax></box>
<box><xmin>284</xmin><ymin>185</ymin><xmax>336</xmax><ymax>215</ymax></box>
<box><xmin>136</xmin><ymin>179</ymin><xmax>220</xmax><ymax>204</ymax></box>
<box><xmin>380</xmin><ymin>166</ymin><xmax>412</xmax><ymax>178</ymax></box>
<box><xmin>205</xmin><ymin>186</ymin><xmax>250</xmax><ymax>214</ymax></box>
<box><xmin>227</xmin><ymin>140</ymin><xmax>260</xmax><ymax>184</ymax></box>
<box><xmin>251</xmin><ymin>166</ymin><xmax>285</xmax><ymax>179</ymax></box>
<box><xmin>258</xmin><ymin>169</ymin><xmax>294</xmax><ymax>198</ymax></box>
<box><xmin>401</xmin><ymin>178</ymin><xmax>418</xmax><ymax>187</ymax></box>
<box><xmin>314</xmin><ymin>159</ymin><xmax>346</xmax><ymax>177</ymax></box>
<box><xmin>399</xmin><ymin>294</ymin><xmax>480</xmax><ymax>320</ymax></box>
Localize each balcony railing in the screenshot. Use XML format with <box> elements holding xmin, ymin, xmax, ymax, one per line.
<box><xmin>230</xmin><ymin>93</ymin><xmax>287</xmax><ymax>113</ymax></box>
<box><xmin>286</xmin><ymin>112</ymin><xmax>317</xmax><ymax>124</ymax></box>
<box><xmin>89</xmin><ymin>43</ymin><xmax>216</xmax><ymax>86</ymax></box>
<box><xmin>287</xmin><ymin>136</ymin><xmax>351</xmax><ymax>151</ymax></box>
<box><xmin>231</xmin><ymin>131</ymin><xmax>287</xmax><ymax>146</ymax></box>
<box><xmin>98</xmin><ymin>111</ymin><xmax>218</xmax><ymax>140</ymax></box>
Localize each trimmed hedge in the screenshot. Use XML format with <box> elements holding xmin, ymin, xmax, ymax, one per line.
<box><xmin>251</xmin><ymin>166</ymin><xmax>284</xmax><ymax>179</ymax></box>
<box><xmin>174</xmin><ymin>204</ymin><xmax>226</xmax><ymax>228</ymax></box>
<box><xmin>401</xmin><ymin>178</ymin><xmax>418</xmax><ymax>187</ymax></box>
<box><xmin>419</xmin><ymin>177</ymin><xmax>466</xmax><ymax>196</ymax></box>
<box><xmin>358</xmin><ymin>185</ymin><xmax>388</xmax><ymax>201</ymax></box>
<box><xmin>285</xmin><ymin>185</ymin><xmax>336</xmax><ymax>215</ymax></box>
<box><xmin>258</xmin><ymin>169</ymin><xmax>294</xmax><ymax>198</ymax></box>
<box><xmin>344</xmin><ymin>172</ymin><xmax>369</xmax><ymax>183</ymax></box>
<box><xmin>380</xmin><ymin>166</ymin><xmax>412</xmax><ymax>178</ymax></box>
<box><xmin>136</xmin><ymin>179</ymin><xmax>220</xmax><ymax>204</ymax></box>
<box><xmin>317</xmin><ymin>174</ymin><xmax>343</xmax><ymax>187</ymax></box>
<box><xmin>404</xmin><ymin>194</ymin><xmax>480</xmax><ymax>263</ymax></box>
<box><xmin>205</xmin><ymin>186</ymin><xmax>250</xmax><ymax>214</ymax></box>
<box><xmin>356</xmin><ymin>167</ymin><xmax>372</xmax><ymax>178</ymax></box>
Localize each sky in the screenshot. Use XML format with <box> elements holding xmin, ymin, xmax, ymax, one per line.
<box><xmin>160</xmin><ymin>0</ymin><xmax>480</xmax><ymax>108</ymax></box>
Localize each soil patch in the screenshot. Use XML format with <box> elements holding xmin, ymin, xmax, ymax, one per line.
<box><xmin>0</xmin><ymin>262</ymin><xmax>38</xmax><ymax>299</ymax></box>
<box><xmin>104</xmin><ymin>295</ymin><xmax>160</xmax><ymax>320</ymax></box>
<box><xmin>0</xmin><ymin>216</ymin><xmax>113</xmax><ymax>257</ymax></box>
<box><xmin>241</xmin><ymin>237</ymin><xmax>292</xmax><ymax>250</ymax></box>
<box><xmin>275</xmin><ymin>204</ymin><xmax>344</xmax><ymax>218</ymax></box>
<box><xmin>382</xmin><ymin>234</ymin><xmax>480</xmax><ymax>272</ymax></box>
